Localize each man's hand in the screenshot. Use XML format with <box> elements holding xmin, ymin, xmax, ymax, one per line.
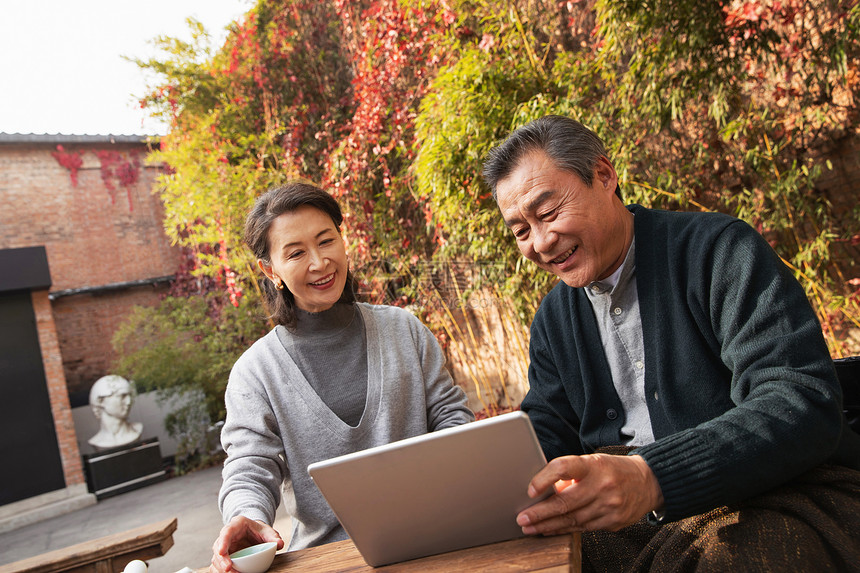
<box><xmin>516</xmin><ymin>454</ymin><xmax>663</xmax><ymax>535</ymax></box>
<box><xmin>210</xmin><ymin>516</ymin><xmax>284</xmax><ymax>573</ymax></box>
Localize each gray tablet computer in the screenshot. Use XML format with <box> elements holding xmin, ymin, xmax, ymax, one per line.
<box><xmin>306</xmin><ymin>411</ymin><xmax>550</xmax><ymax>567</ymax></box>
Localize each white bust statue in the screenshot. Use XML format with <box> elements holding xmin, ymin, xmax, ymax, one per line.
<box><xmin>88</xmin><ymin>375</ymin><xmax>143</xmax><ymax>449</ymax></box>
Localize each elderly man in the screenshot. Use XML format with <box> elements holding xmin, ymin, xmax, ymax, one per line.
<box><xmin>482</xmin><ymin>115</ymin><xmax>860</xmax><ymax>571</ymax></box>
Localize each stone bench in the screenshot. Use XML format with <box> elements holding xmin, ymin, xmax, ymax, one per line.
<box><xmin>0</xmin><ymin>517</ymin><xmax>177</xmax><ymax>573</ymax></box>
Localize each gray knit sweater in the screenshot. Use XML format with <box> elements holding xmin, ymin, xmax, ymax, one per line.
<box><xmin>218</xmin><ymin>303</ymin><xmax>474</xmax><ymax>550</ymax></box>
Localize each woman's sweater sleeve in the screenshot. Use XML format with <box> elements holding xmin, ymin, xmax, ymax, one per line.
<box><xmin>405</xmin><ymin>311</ymin><xmax>475</xmax><ymax>430</ymax></box>
<box><xmin>218</xmin><ymin>349</ymin><xmax>289</xmax><ymax>526</ymax></box>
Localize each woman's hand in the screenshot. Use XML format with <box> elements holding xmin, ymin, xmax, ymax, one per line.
<box><xmin>210</xmin><ymin>516</ymin><xmax>284</xmax><ymax>573</ymax></box>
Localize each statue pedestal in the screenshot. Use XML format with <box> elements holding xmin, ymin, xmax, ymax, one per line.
<box><xmin>83</xmin><ymin>438</ymin><xmax>167</xmax><ymax>499</ymax></box>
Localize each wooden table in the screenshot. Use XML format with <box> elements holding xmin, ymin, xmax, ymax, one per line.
<box><xmin>206</xmin><ymin>533</ymin><xmax>581</xmax><ymax>572</ymax></box>
<box><xmin>0</xmin><ymin>517</ymin><xmax>177</xmax><ymax>573</ymax></box>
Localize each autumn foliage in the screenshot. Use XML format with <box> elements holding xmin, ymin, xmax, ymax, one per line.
<box><xmin>119</xmin><ymin>0</ymin><xmax>860</xmax><ymax>430</ymax></box>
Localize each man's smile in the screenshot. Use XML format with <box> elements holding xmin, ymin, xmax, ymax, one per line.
<box><xmin>549</xmin><ymin>247</ymin><xmax>577</xmax><ymax>266</ymax></box>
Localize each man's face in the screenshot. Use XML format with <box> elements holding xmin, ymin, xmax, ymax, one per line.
<box><xmin>495</xmin><ymin>149</ymin><xmax>629</xmax><ymax>288</ymax></box>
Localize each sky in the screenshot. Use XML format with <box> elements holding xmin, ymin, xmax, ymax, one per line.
<box><xmin>0</xmin><ymin>1</ymin><xmax>253</xmax><ymax>136</ymax></box>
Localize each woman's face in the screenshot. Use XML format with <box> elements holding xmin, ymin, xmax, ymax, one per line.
<box><xmin>259</xmin><ymin>205</ymin><xmax>349</xmax><ymax>313</ymax></box>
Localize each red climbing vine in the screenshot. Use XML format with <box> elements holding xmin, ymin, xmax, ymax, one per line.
<box><xmin>49</xmin><ymin>144</ymin><xmax>143</xmax><ymax>211</ymax></box>
<box><xmin>95</xmin><ymin>150</ymin><xmax>142</xmax><ymax>210</ymax></box>
<box><xmin>50</xmin><ymin>145</ymin><xmax>83</xmax><ymax>187</ymax></box>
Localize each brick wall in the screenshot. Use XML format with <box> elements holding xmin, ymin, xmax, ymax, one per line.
<box><xmin>0</xmin><ymin>144</ymin><xmax>177</xmax><ymax>289</ymax></box>
<box><xmin>31</xmin><ymin>289</ymin><xmax>84</xmax><ymax>487</ymax></box>
<box><xmin>52</xmin><ymin>287</ymin><xmax>171</xmax><ymax>398</ymax></box>
<box><xmin>0</xmin><ymin>140</ymin><xmax>180</xmax><ymax>397</ymax></box>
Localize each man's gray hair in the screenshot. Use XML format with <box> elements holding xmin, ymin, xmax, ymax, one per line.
<box><xmin>482</xmin><ymin>115</ymin><xmax>615</xmax><ymax>199</ymax></box>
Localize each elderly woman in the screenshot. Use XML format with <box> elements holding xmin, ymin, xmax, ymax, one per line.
<box><xmin>210</xmin><ymin>182</ymin><xmax>474</xmax><ymax>572</ymax></box>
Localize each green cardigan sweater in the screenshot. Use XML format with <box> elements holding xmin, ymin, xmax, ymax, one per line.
<box><xmin>522</xmin><ymin>205</ymin><xmax>860</xmax><ymax>522</ymax></box>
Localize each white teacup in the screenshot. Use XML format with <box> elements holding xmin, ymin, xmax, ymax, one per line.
<box><xmin>229</xmin><ymin>541</ymin><xmax>278</xmax><ymax>573</ymax></box>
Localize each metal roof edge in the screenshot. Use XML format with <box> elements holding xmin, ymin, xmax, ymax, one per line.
<box><xmin>0</xmin><ymin>133</ymin><xmax>160</xmax><ymax>145</ymax></box>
